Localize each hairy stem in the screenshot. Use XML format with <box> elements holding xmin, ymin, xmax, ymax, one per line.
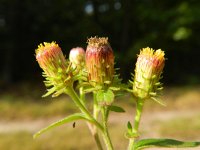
<box><xmin>66</xmin><ymin>87</ymin><xmax>103</xmax><ymax>131</ymax></box>
<box><xmin>92</xmin><ymin>92</ymin><xmax>103</xmax><ymax>150</ymax></box>
<box><xmin>102</xmin><ymin>107</ymin><xmax>114</xmax><ymax>150</ymax></box>
<box><xmin>79</xmin><ymin>86</ymin><xmax>85</xmax><ymax>105</ymax></box>
<box><xmin>83</xmin><ymin>91</ymin><xmax>103</xmax><ymax>150</ymax></box>
<box><xmin>128</xmin><ymin>99</ymin><xmax>144</xmax><ymax>150</ymax></box>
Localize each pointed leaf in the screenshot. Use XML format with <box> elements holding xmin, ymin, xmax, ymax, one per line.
<box><xmin>134</xmin><ymin>138</ymin><xmax>200</xmax><ymax>150</ymax></box>
<box><xmin>109</xmin><ymin>86</ymin><xmax>120</xmax><ymax>91</ymax></box>
<box><xmin>127</xmin><ymin>121</ymin><xmax>132</xmax><ymax>131</ymax></box>
<box><xmin>108</xmin><ymin>105</ymin><xmax>125</xmax><ymax>113</ymax></box>
<box><xmin>42</xmin><ymin>87</ymin><xmax>57</xmax><ymax>97</ymax></box>
<box><xmin>33</xmin><ymin>113</ymin><xmax>91</xmax><ymax>139</ymax></box>
<box><xmin>151</xmin><ymin>97</ymin><xmax>166</xmax><ymax>106</ymax></box>
<box><xmin>125</xmin><ymin>122</ymin><xmax>140</xmax><ymax>139</ymax></box>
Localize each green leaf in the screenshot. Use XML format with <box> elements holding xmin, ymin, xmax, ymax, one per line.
<box><xmin>134</xmin><ymin>138</ymin><xmax>200</xmax><ymax>150</ymax></box>
<box><xmin>33</xmin><ymin>113</ymin><xmax>91</xmax><ymax>139</ymax></box>
<box><xmin>83</xmin><ymin>85</ymin><xmax>102</xmax><ymax>93</ymax></box>
<box><xmin>127</xmin><ymin>121</ymin><xmax>132</xmax><ymax>131</ymax></box>
<box><xmin>96</xmin><ymin>89</ymin><xmax>114</xmax><ymax>105</ymax></box>
<box><xmin>42</xmin><ymin>87</ymin><xmax>57</xmax><ymax>97</ymax></box>
<box><xmin>125</xmin><ymin>122</ymin><xmax>140</xmax><ymax>139</ymax></box>
<box><xmin>109</xmin><ymin>86</ymin><xmax>120</xmax><ymax>91</ymax></box>
<box><xmin>84</xmin><ymin>87</ymin><xmax>98</xmax><ymax>93</ymax></box>
<box><xmin>108</xmin><ymin>105</ymin><xmax>125</xmax><ymax>113</ymax></box>
<box><xmin>151</xmin><ymin>97</ymin><xmax>166</xmax><ymax>107</ymax></box>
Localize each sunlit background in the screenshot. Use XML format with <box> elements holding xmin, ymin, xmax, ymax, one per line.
<box><xmin>0</xmin><ymin>0</ymin><xmax>200</xmax><ymax>149</ymax></box>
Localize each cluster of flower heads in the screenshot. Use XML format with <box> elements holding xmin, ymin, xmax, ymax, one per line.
<box><xmin>35</xmin><ymin>37</ymin><xmax>165</xmax><ymax>102</ymax></box>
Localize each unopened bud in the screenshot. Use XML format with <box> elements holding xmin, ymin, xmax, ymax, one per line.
<box><xmin>133</xmin><ymin>47</ymin><xmax>165</xmax><ymax>99</ymax></box>
<box><xmin>69</xmin><ymin>47</ymin><xmax>85</xmax><ymax>71</ymax></box>
<box><xmin>35</xmin><ymin>42</ymin><xmax>72</xmax><ymax>96</ymax></box>
<box><xmin>86</xmin><ymin>37</ymin><xmax>114</xmax><ymax>86</ymax></box>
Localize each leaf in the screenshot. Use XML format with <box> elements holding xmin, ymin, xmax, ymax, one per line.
<box><xmin>127</xmin><ymin>121</ymin><xmax>132</xmax><ymax>131</ymax></box>
<box><xmin>108</xmin><ymin>105</ymin><xmax>125</xmax><ymax>113</ymax></box>
<box><xmin>33</xmin><ymin>113</ymin><xmax>91</xmax><ymax>139</ymax></box>
<box><xmin>42</xmin><ymin>87</ymin><xmax>57</xmax><ymax>97</ymax></box>
<box><xmin>83</xmin><ymin>87</ymin><xmax>98</xmax><ymax>93</ymax></box>
<box><xmin>125</xmin><ymin>122</ymin><xmax>140</xmax><ymax>139</ymax></box>
<box><xmin>84</xmin><ymin>86</ymin><xmax>102</xmax><ymax>93</ymax></box>
<box><xmin>151</xmin><ymin>97</ymin><xmax>166</xmax><ymax>107</ymax></box>
<box><xmin>96</xmin><ymin>89</ymin><xmax>114</xmax><ymax>105</ymax></box>
<box><xmin>109</xmin><ymin>86</ymin><xmax>120</xmax><ymax>91</ymax></box>
<box><xmin>133</xmin><ymin>138</ymin><xmax>200</xmax><ymax>150</ymax></box>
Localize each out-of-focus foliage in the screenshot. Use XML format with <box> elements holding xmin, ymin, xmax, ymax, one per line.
<box><xmin>0</xmin><ymin>0</ymin><xmax>200</xmax><ymax>85</ymax></box>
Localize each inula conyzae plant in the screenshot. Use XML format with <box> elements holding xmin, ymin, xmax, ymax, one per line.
<box><xmin>34</xmin><ymin>37</ymin><xmax>200</xmax><ymax>150</ymax></box>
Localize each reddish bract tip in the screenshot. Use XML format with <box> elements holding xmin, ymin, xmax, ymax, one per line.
<box><xmin>86</xmin><ymin>37</ymin><xmax>114</xmax><ymax>86</ymax></box>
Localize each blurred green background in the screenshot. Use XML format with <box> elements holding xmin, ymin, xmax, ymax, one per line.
<box><xmin>0</xmin><ymin>0</ymin><xmax>200</xmax><ymax>150</ymax></box>
<box><xmin>1</xmin><ymin>0</ymin><xmax>200</xmax><ymax>86</ymax></box>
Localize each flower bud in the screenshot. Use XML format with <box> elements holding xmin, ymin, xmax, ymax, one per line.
<box><xmin>133</xmin><ymin>47</ymin><xmax>165</xmax><ymax>99</ymax></box>
<box><xmin>86</xmin><ymin>37</ymin><xmax>114</xmax><ymax>86</ymax></box>
<box><xmin>69</xmin><ymin>47</ymin><xmax>85</xmax><ymax>71</ymax></box>
<box><xmin>35</xmin><ymin>42</ymin><xmax>72</xmax><ymax>97</ymax></box>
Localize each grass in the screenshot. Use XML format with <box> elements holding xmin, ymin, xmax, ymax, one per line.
<box><xmin>0</xmin><ymin>94</ymin><xmax>77</xmax><ymax>120</ymax></box>
<box><xmin>158</xmin><ymin>114</ymin><xmax>200</xmax><ymax>140</ymax></box>
<box><xmin>1</xmin><ymin>84</ymin><xmax>200</xmax><ymax>120</ymax></box>
<box><xmin>0</xmin><ymin>85</ymin><xmax>200</xmax><ymax>149</ymax></box>
<box><xmin>0</xmin><ymin>123</ymin><xmax>127</xmax><ymax>150</ymax></box>
<box><xmin>0</xmin><ymin>128</ymin><xmax>95</xmax><ymax>150</ymax></box>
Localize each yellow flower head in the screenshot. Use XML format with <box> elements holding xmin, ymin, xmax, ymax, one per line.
<box><xmin>35</xmin><ymin>42</ymin><xmax>73</xmax><ymax>97</ymax></box>
<box><xmin>133</xmin><ymin>47</ymin><xmax>165</xmax><ymax>99</ymax></box>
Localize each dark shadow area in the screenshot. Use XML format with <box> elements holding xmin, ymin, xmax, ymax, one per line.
<box><xmin>0</xmin><ymin>0</ymin><xmax>200</xmax><ymax>88</ymax></box>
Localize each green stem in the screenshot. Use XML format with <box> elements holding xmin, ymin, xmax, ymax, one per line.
<box><xmin>79</xmin><ymin>86</ymin><xmax>85</xmax><ymax>105</ymax></box>
<box><xmin>93</xmin><ymin>92</ymin><xmax>100</xmax><ymax>121</ymax></box>
<box><xmin>86</xmin><ymin>118</ymin><xmax>103</xmax><ymax>150</ymax></box>
<box><xmin>128</xmin><ymin>99</ymin><xmax>144</xmax><ymax>150</ymax></box>
<box><xmin>91</xmin><ymin>93</ymin><xmax>103</xmax><ymax>150</ymax></box>
<box><xmin>82</xmin><ymin>90</ymin><xmax>103</xmax><ymax>150</ymax></box>
<box><xmin>102</xmin><ymin>107</ymin><xmax>114</xmax><ymax>150</ymax></box>
<box><xmin>78</xmin><ymin>79</ymin><xmax>86</xmax><ymax>106</ymax></box>
<box><xmin>93</xmin><ymin>93</ymin><xmax>104</xmax><ymax>150</ymax></box>
<box><xmin>66</xmin><ymin>87</ymin><xmax>103</xmax><ymax>131</ymax></box>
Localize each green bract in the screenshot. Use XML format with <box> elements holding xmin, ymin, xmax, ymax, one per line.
<box><xmin>36</xmin><ymin>42</ymin><xmax>80</xmax><ymax>97</ymax></box>
<box><xmin>132</xmin><ymin>47</ymin><xmax>165</xmax><ymax>100</ymax></box>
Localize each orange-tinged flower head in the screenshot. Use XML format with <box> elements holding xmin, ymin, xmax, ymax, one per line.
<box><xmin>36</xmin><ymin>42</ymin><xmax>67</xmax><ymax>76</ymax></box>
<box><xmin>35</xmin><ymin>42</ymin><xmax>73</xmax><ymax>97</ymax></box>
<box><xmin>86</xmin><ymin>37</ymin><xmax>114</xmax><ymax>86</ymax></box>
<box><xmin>69</xmin><ymin>47</ymin><xmax>85</xmax><ymax>71</ymax></box>
<box><xmin>133</xmin><ymin>47</ymin><xmax>165</xmax><ymax>99</ymax></box>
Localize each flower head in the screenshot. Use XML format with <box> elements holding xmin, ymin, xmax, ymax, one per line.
<box><xmin>36</xmin><ymin>42</ymin><xmax>74</xmax><ymax>97</ymax></box>
<box><xmin>69</xmin><ymin>47</ymin><xmax>85</xmax><ymax>71</ymax></box>
<box><xmin>86</xmin><ymin>37</ymin><xmax>114</xmax><ymax>86</ymax></box>
<box><xmin>133</xmin><ymin>47</ymin><xmax>165</xmax><ymax>99</ymax></box>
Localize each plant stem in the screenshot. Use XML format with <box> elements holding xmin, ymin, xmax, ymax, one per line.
<box><xmin>102</xmin><ymin>107</ymin><xmax>114</xmax><ymax>150</ymax></box>
<box><xmin>128</xmin><ymin>99</ymin><xmax>144</xmax><ymax>150</ymax></box>
<box><xmin>66</xmin><ymin>87</ymin><xmax>103</xmax><ymax>131</ymax></box>
<box><xmin>79</xmin><ymin>86</ymin><xmax>85</xmax><ymax>105</ymax></box>
<box><xmin>92</xmin><ymin>92</ymin><xmax>104</xmax><ymax>150</ymax></box>
<box><xmin>94</xmin><ymin>131</ymin><xmax>104</xmax><ymax>150</ymax></box>
<box><xmin>80</xmin><ymin>90</ymin><xmax>103</xmax><ymax>150</ymax></box>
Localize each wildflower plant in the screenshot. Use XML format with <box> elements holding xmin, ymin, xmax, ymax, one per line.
<box><xmin>34</xmin><ymin>38</ymin><xmax>200</xmax><ymax>150</ymax></box>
